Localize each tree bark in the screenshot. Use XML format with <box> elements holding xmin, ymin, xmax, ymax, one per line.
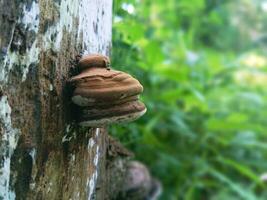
<box><xmin>0</xmin><ymin>0</ymin><xmax>112</xmax><ymax>199</ymax></box>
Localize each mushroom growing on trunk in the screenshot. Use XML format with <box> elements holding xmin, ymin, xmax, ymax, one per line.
<box><xmin>70</xmin><ymin>54</ymin><xmax>146</xmax><ymax>127</ymax></box>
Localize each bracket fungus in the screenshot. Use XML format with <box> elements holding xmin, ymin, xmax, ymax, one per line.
<box><xmin>121</xmin><ymin>161</ymin><xmax>162</xmax><ymax>199</ymax></box>
<box><xmin>70</xmin><ymin>54</ymin><xmax>146</xmax><ymax>127</ymax></box>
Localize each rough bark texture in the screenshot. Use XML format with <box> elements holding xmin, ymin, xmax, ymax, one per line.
<box><xmin>0</xmin><ymin>0</ymin><xmax>113</xmax><ymax>199</ymax></box>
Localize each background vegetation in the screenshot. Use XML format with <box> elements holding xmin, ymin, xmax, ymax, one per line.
<box><xmin>111</xmin><ymin>0</ymin><xmax>267</xmax><ymax>199</ymax></box>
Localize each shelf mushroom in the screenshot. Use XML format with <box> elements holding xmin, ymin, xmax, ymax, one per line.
<box><xmin>121</xmin><ymin>161</ymin><xmax>162</xmax><ymax>199</ymax></box>
<box><xmin>70</xmin><ymin>54</ymin><xmax>146</xmax><ymax>127</ymax></box>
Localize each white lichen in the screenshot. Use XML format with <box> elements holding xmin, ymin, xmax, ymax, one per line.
<box><xmin>93</xmin><ymin>146</ymin><xmax>100</xmax><ymax>167</ymax></box>
<box><xmin>0</xmin><ymin>24</ymin><xmax>15</xmax><ymax>83</ymax></box>
<box><xmin>88</xmin><ymin>138</ymin><xmax>95</xmax><ymax>149</ymax></box>
<box><xmin>42</xmin><ymin>0</ymin><xmax>112</xmax><ymax>56</ymax></box>
<box><xmin>0</xmin><ymin>0</ymin><xmax>112</xmax><ymax>83</ymax></box>
<box><xmin>21</xmin><ymin>1</ymin><xmax>40</xmax><ymax>32</ymax></box>
<box><xmin>66</xmin><ymin>124</ymin><xmax>71</xmax><ymax>133</ymax></box>
<box><xmin>78</xmin><ymin>0</ymin><xmax>112</xmax><ymax>54</ymax></box>
<box><xmin>0</xmin><ymin>96</ymin><xmax>20</xmax><ymax>200</ymax></box>
<box><xmin>29</xmin><ymin>148</ymin><xmax>36</xmax><ymax>165</ymax></box>
<box><xmin>62</xmin><ymin>135</ymin><xmax>73</xmax><ymax>143</ymax></box>
<box><xmin>62</xmin><ymin>124</ymin><xmax>76</xmax><ymax>143</ymax></box>
<box><xmin>71</xmin><ymin>154</ymin><xmax>75</xmax><ymax>162</ymax></box>
<box><xmin>87</xmin><ymin>172</ymin><xmax>97</xmax><ymax>200</ymax></box>
<box><xmin>87</xmin><ymin>128</ymin><xmax>101</xmax><ymax>200</ymax></box>
<box><xmin>49</xmin><ymin>84</ymin><xmax>53</xmax><ymax>91</ymax></box>
<box><xmin>41</xmin><ymin>0</ymin><xmax>78</xmax><ymax>50</ymax></box>
<box><xmin>0</xmin><ymin>2</ymin><xmax>40</xmax><ymax>83</ymax></box>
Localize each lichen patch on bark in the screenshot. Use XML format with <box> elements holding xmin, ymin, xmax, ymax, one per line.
<box><xmin>0</xmin><ymin>96</ymin><xmax>20</xmax><ymax>200</ymax></box>
<box><xmin>0</xmin><ymin>0</ymin><xmax>40</xmax><ymax>83</ymax></box>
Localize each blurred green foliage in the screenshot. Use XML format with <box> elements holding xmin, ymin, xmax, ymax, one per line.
<box><xmin>111</xmin><ymin>0</ymin><xmax>267</xmax><ymax>199</ymax></box>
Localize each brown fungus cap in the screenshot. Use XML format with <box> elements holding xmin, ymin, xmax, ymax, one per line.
<box><xmin>78</xmin><ymin>54</ymin><xmax>110</xmax><ymax>71</ymax></box>
<box><xmin>79</xmin><ymin>101</ymin><xmax>146</xmax><ymax>127</ymax></box>
<box><xmin>70</xmin><ymin>62</ymin><xmax>143</xmax><ymax>106</ymax></box>
<box><xmin>121</xmin><ymin>161</ymin><xmax>162</xmax><ymax>199</ymax></box>
<box><xmin>70</xmin><ymin>54</ymin><xmax>146</xmax><ymax>127</ymax></box>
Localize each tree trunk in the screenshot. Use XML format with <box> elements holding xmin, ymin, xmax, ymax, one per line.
<box><xmin>0</xmin><ymin>0</ymin><xmax>112</xmax><ymax>199</ymax></box>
